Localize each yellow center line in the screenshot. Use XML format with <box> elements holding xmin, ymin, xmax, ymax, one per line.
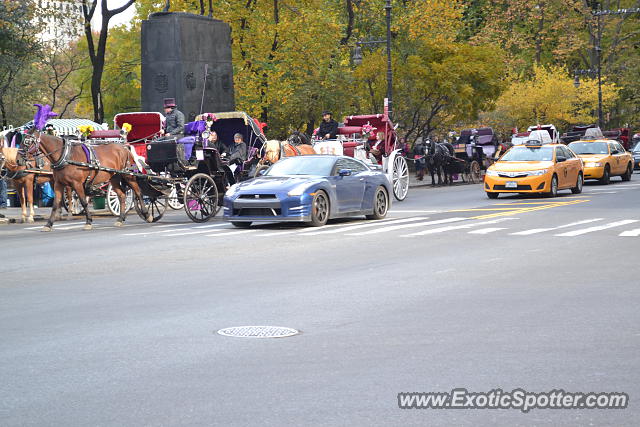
<box><xmin>469</xmin><ymin>199</ymin><xmax>590</xmax><ymax>219</ymax></box>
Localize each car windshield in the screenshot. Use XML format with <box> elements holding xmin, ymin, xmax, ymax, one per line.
<box><xmin>500</xmin><ymin>147</ymin><xmax>553</xmax><ymax>162</ymax></box>
<box><xmin>265</xmin><ymin>156</ymin><xmax>335</xmax><ymax>176</ymax></box>
<box><xmin>569</xmin><ymin>142</ymin><xmax>609</xmax><ymax>155</ymax></box>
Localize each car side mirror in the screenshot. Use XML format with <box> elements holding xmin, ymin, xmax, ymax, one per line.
<box><xmin>611</xmin><ymin>150</ymin><xmax>619</xmax><ymax>155</ymax></box>
<box><xmin>256</xmin><ymin>169</ymin><xmax>266</xmax><ymax>176</ymax></box>
<box><xmin>338</xmin><ymin>168</ymin><xmax>352</xmax><ymax>176</ymax></box>
<box><xmin>556</xmin><ymin>156</ymin><xmax>567</xmax><ymax>163</ymax></box>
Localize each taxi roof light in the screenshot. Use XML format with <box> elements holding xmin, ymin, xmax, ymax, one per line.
<box><xmin>524</xmin><ymin>139</ymin><xmax>543</xmax><ymax>148</ymax></box>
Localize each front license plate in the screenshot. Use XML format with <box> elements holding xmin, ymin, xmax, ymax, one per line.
<box><xmin>505</xmin><ymin>181</ymin><xmax>518</xmax><ymax>188</ymax></box>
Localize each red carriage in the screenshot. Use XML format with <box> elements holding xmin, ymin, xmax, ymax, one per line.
<box><xmin>312</xmin><ymin>100</ymin><xmax>409</xmax><ymax>201</ymax></box>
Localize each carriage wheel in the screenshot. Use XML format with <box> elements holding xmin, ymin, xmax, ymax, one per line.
<box><xmin>469</xmin><ymin>160</ymin><xmax>482</xmax><ymax>183</ymax></box>
<box><xmin>106</xmin><ymin>183</ymin><xmax>134</xmax><ymax>216</ymax></box>
<box><xmin>134</xmin><ymin>195</ymin><xmax>167</xmax><ymax>223</ymax></box>
<box><xmin>183</xmin><ymin>173</ymin><xmax>218</xmax><ymax>223</ymax></box>
<box><xmin>167</xmin><ymin>184</ymin><xmax>184</xmax><ymax>210</ymax></box>
<box><xmin>254</xmin><ymin>164</ymin><xmax>269</xmax><ymax>177</ymax></box>
<box><xmin>63</xmin><ymin>190</ymin><xmax>84</xmax><ymax>215</ymax></box>
<box><xmin>392</xmin><ymin>155</ymin><xmax>409</xmax><ymax>201</ymax></box>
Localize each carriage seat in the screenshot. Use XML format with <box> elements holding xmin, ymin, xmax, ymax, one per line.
<box><xmin>89</xmin><ymin>130</ymin><xmax>122</xmax><ymax>140</ymax></box>
<box><xmin>338</xmin><ymin>126</ymin><xmax>371</xmax><ymax>157</ymax></box>
<box><xmin>177</xmin><ymin>136</ymin><xmax>196</xmax><ymax>160</ymax></box>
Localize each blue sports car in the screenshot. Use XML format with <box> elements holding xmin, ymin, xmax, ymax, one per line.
<box><xmin>223</xmin><ymin>155</ymin><xmax>392</xmax><ymax>227</ymax></box>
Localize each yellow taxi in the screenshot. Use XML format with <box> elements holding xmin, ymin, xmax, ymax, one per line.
<box><xmin>484</xmin><ymin>141</ymin><xmax>583</xmax><ymax>199</ymax></box>
<box><xmin>567</xmin><ymin>139</ymin><xmax>633</xmax><ymax>184</ymax></box>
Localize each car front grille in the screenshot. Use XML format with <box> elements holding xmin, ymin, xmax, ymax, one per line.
<box><xmin>493</xmin><ymin>184</ymin><xmax>532</xmax><ymax>190</ymax></box>
<box><xmin>234</xmin><ymin>208</ymin><xmax>282</xmax><ymax>217</ymax></box>
<box><xmin>238</xmin><ymin>194</ymin><xmax>277</xmax><ymax>199</ymax></box>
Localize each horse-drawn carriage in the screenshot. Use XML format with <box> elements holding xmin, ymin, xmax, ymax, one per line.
<box><xmin>451</xmin><ymin>127</ymin><xmax>500</xmax><ymax>183</ymax></box>
<box><xmin>311</xmin><ymin>101</ymin><xmax>409</xmax><ymax>201</ymax></box>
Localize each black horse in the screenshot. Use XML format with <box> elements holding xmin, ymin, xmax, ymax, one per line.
<box><xmin>425</xmin><ymin>140</ymin><xmax>450</xmax><ymax>186</ymax></box>
<box><xmin>287</xmin><ymin>131</ymin><xmax>312</xmax><ymax>146</ymax></box>
<box><xmin>164</xmin><ymin>0</ymin><xmax>213</xmax><ymax>17</ymax></box>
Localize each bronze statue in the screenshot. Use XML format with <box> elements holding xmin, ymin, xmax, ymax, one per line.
<box><xmin>163</xmin><ymin>0</ymin><xmax>213</xmax><ymax>17</ymax></box>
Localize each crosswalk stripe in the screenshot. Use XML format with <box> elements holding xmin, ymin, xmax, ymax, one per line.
<box><xmin>205</xmin><ymin>229</ymin><xmax>256</xmax><ymax>237</ymax></box>
<box><xmin>402</xmin><ymin>218</ymin><xmax>517</xmax><ymax>237</ymax></box>
<box><xmin>510</xmin><ymin>218</ymin><xmax>603</xmax><ymax>235</ymax></box>
<box><xmin>619</xmin><ymin>228</ymin><xmax>640</xmax><ymax>237</ymax></box>
<box><xmin>468</xmin><ymin>227</ymin><xmax>506</xmax><ymax>234</ymax></box>
<box><xmin>555</xmin><ymin>220</ymin><xmax>639</xmax><ymax>237</ymax></box>
<box><xmin>346</xmin><ymin>217</ymin><xmax>467</xmax><ymax>236</ymax></box>
<box><xmin>301</xmin><ymin>217</ymin><xmax>429</xmax><ymax>236</ymax></box>
<box><xmin>165</xmin><ymin>227</ymin><xmax>234</xmax><ymax>236</ymax></box>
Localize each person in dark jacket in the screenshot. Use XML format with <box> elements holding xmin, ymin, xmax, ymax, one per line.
<box><xmin>413</xmin><ymin>138</ymin><xmax>427</xmax><ymax>181</ymax></box>
<box><xmin>206</xmin><ymin>130</ymin><xmax>227</xmax><ymax>156</ymax></box>
<box><xmin>161</xmin><ymin>98</ymin><xmax>185</xmax><ymax>137</ymax></box>
<box><xmin>223</xmin><ymin>133</ymin><xmax>248</xmax><ymax>185</ymax></box>
<box><xmin>318</xmin><ymin>111</ymin><xmax>339</xmax><ymax>140</ymax></box>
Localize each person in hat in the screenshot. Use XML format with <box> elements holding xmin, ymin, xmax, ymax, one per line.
<box><xmin>318</xmin><ymin>111</ymin><xmax>339</xmax><ymax>140</ymax></box>
<box><xmin>161</xmin><ymin>98</ymin><xmax>185</xmax><ymax>137</ymax></box>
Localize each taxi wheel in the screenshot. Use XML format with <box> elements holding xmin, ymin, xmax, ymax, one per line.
<box><xmin>486</xmin><ymin>192</ymin><xmax>499</xmax><ymax>199</ymax></box>
<box><xmin>599</xmin><ymin>165</ymin><xmax>611</xmax><ymax>185</ymax></box>
<box><xmin>571</xmin><ymin>172</ymin><xmax>583</xmax><ymax>194</ymax></box>
<box><xmin>548</xmin><ymin>174</ymin><xmax>558</xmax><ymax>198</ymax></box>
<box><xmin>621</xmin><ymin>163</ymin><xmax>632</xmax><ymax>181</ymax></box>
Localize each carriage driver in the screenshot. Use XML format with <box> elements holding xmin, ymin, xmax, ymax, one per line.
<box><xmin>318</xmin><ymin>111</ymin><xmax>339</xmax><ymax>140</ymax></box>
<box><xmin>160</xmin><ymin>98</ymin><xmax>185</xmax><ymax>137</ymax></box>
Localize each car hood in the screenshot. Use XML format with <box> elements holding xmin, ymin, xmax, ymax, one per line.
<box><xmin>576</xmin><ymin>154</ymin><xmax>608</xmax><ymax>161</ymax></box>
<box><xmin>234</xmin><ymin>176</ymin><xmax>326</xmax><ymax>192</ymax></box>
<box><xmin>491</xmin><ymin>161</ymin><xmax>553</xmax><ymax>171</ymax></box>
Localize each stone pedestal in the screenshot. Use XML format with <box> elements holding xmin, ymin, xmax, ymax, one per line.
<box><xmin>141</xmin><ymin>12</ymin><xmax>235</xmax><ymax>121</ymax></box>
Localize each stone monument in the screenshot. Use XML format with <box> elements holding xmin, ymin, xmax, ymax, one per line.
<box><xmin>141</xmin><ymin>12</ymin><xmax>235</xmax><ymax>121</ymax></box>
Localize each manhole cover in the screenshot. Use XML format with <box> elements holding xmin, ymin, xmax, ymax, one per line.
<box><xmin>217</xmin><ymin>326</ymin><xmax>299</xmax><ymax>338</ymax></box>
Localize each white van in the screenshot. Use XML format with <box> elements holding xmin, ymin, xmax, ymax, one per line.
<box><xmin>511</xmin><ymin>129</ymin><xmax>552</xmax><ymax>145</ymax></box>
<box><xmin>527</xmin><ymin>124</ymin><xmax>559</xmax><ymax>142</ymax></box>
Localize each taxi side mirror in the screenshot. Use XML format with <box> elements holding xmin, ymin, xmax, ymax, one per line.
<box><xmin>556</xmin><ymin>156</ymin><xmax>567</xmax><ymax>163</ymax></box>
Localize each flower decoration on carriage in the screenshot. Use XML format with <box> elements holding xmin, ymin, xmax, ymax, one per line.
<box><xmin>77</xmin><ymin>124</ymin><xmax>95</xmax><ymax>138</ymax></box>
<box><xmin>361</xmin><ymin>122</ymin><xmax>377</xmax><ymax>140</ymax></box>
<box><xmin>120</xmin><ymin>122</ymin><xmax>132</xmax><ymax>137</ymax></box>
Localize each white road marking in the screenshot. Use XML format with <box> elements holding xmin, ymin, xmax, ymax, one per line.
<box><xmin>346</xmin><ymin>217</ymin><xmax>467</xmax><ymax>236</ymax></box>
<box><xmin>302</xmin><ymin>217</ymin><xmax>430</xmax><ymax>236</ymax></box>
<box><xmin>468</xmin><ymin>227</ymin><xmax>506</xmax><ymax>234</ymax></box>
<box><xmin>388</xmin><ymin>210</ymin><xmax>441</xmax><ymax>213</ymax></box>
<box><xmin>156</xmin><ymin>223</ymin><xmax>191</xmax><ymax>228</ymax></box>
<box><xmin>205</xmin><ymin>229</ymin><xmax>257</xmax><ymax>237</ymax></box>
<box><xmin>555</xmin><ymin>220</ymin><xmax>639</xmax><ymax>237</ymax></box>
<box><xmin>402</xmin><ymin>218</ymin><xmax>517</xmax><ymax>237</ymax></box>
<box><xmin>510</xmin><ymin>218</ymin><xmax>604</xmax><ymax>235</ymax></box>
<box><xmin>619</xmin><ymin>229</ymin><xmax>640</xmax><ymax>237</ymax></box>
<box><xmin>53</xmin><ymin>224</ymin><xmax>89</xmax><ymax>230</ymax></box>
<box><xmin>193</xmin><ymin>223</ymin><xmax>228</xmax><ymax>229</ymax></box>
<box><xmin>165</xmin><ymin>227</ymin><xmax>234</xmax><ymax>236</ymax></box>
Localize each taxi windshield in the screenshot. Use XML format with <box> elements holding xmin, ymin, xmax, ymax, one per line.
<box><xmin>569</xmin><ymin>141</ymin><xmax>609</xmax><ymax>155</ymax></box>
<box><xmin>500</xmin><ymin>147</ymin><xmax>553</xmax><ymax>162</ymax></box>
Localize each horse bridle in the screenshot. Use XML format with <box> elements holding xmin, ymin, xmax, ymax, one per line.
<box><xmin>22</xmin><ymin>131</ymin><xmax>70</xmax><ymax>170</ymax></box>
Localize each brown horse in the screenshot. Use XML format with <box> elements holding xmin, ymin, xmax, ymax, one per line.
<box><xmin>261</xmin><ymin>139</ymin><xmax>316</xmax><ymax>166</ymax></box>
<box><xmin>0</xmin><ymin>146</ymin><xmax>56</xmax><ymax>223</ymax></box>
<box><xmin>22</xmin><ymin>131</ymin><xmax>150</xmax><ymax>231</ymax></box>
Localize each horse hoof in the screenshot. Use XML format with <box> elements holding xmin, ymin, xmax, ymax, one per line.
<box><xmin>42</xmin><ymin>226</ymin><xmax>52</xmax><ymax>232</ymax></box>
<box><xmin>114</xmin><ymin>221</ymin><xmax>123</xmax><ymax>227</ymax></box>
<box><xmin>27</xmin><ymin>217</ymin><xmax>35</xmax><ymax>223</ymax></box>
<box><xmin>83</xmin><ymin>224</ymin><xmax>93</xmax><ymax>231</ymax></box>
<box><xmin>146</xmin><ymin>215</ymin><xmax>153</xmax><ymax>223</ymax></box>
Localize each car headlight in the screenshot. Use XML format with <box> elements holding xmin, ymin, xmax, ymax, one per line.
<box><xmin>485</xmin><ymin>170</ymin><xmax>499</xmax><ymax>176</ymax></box>
<box><xmin>287</xmin><ymin>184</ymin><xmax>311</xmax><ymax>197</ymax></box>
<box><xmin>585</xmin><ymin>162</ymin><xmax>602</xmax><ymax>167</ymax></box>
<box><xmin>527</xmin><ymin>169</ymin><xmax>548</xmax><ymax>176</ymax></box>
<box><xmin>225</xmin><ymin>184</ymin><xmax>240</xmax><ymax>196</ymax></box>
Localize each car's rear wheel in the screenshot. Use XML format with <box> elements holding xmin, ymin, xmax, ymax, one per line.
<box><xmin>571</xmin><ymin>172</ymin><xmax>583</xmax><ymax>194</ymax></box>
<box><xmin>622</xmin><ymin>163</ymin><xmax>632</xmax><ymax>181</ymax></box>
<box><xmin>599</xmin><ymin>165</ymin><xmax>611</xmax><ymax>185</ymax></box>
<box><xmin>309</xmin><ymin>190</ymin><xmax>329</xmax><ymax>227</ymax></box>
<box><xmin>231</xmin><ymin>221</ymin><xmax>252</xmax><ymax>228</ymax></box>
<box><xmin>486</xmin><ymin>192</ymin><xmax>499</xmax><ymax>199</ymax></box>
<box><xmin>366</xmin><ymin>186</ymin><xmax>389</xmax><ymax>220</ymax></box>
<box><xmin>547</xmin><ymin>174</ymin><xmax>558</xmax><ymax>197</ymax></box>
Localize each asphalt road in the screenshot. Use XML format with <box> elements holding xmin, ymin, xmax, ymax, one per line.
<box><xmin>1</xmin><ymin>174</ymin><xmax>639</xmax><ymax>426</ymax></box>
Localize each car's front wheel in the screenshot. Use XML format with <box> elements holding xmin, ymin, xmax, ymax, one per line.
<box><xmin>547</xmin><ymin>174</ymin><xmax>558</xmax><ymax>197</ymax></box>
<box><xmin>366</xmin><ymin>186</ymin><xmax>389</xmax><ymax>220</ymax></box>
<box><xmin>599</xmin><ymin>165</ymin><xmax>611</xmax><ymax>185</ymax></box>
<box><xmin>309</xmin><ymin>190</ymin><xmax>329</xmax><ymax>227</ymax></box>
<box><xmin>571</xmin><ymin>172</ymin><xmax>583</xmax><ymax>194</ymax></box>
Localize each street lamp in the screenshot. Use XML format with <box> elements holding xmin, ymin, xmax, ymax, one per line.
<box><xmin>352</xmin><ymin>0</ymin><xmax>393</xmax><ymax>119</ymax></box>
